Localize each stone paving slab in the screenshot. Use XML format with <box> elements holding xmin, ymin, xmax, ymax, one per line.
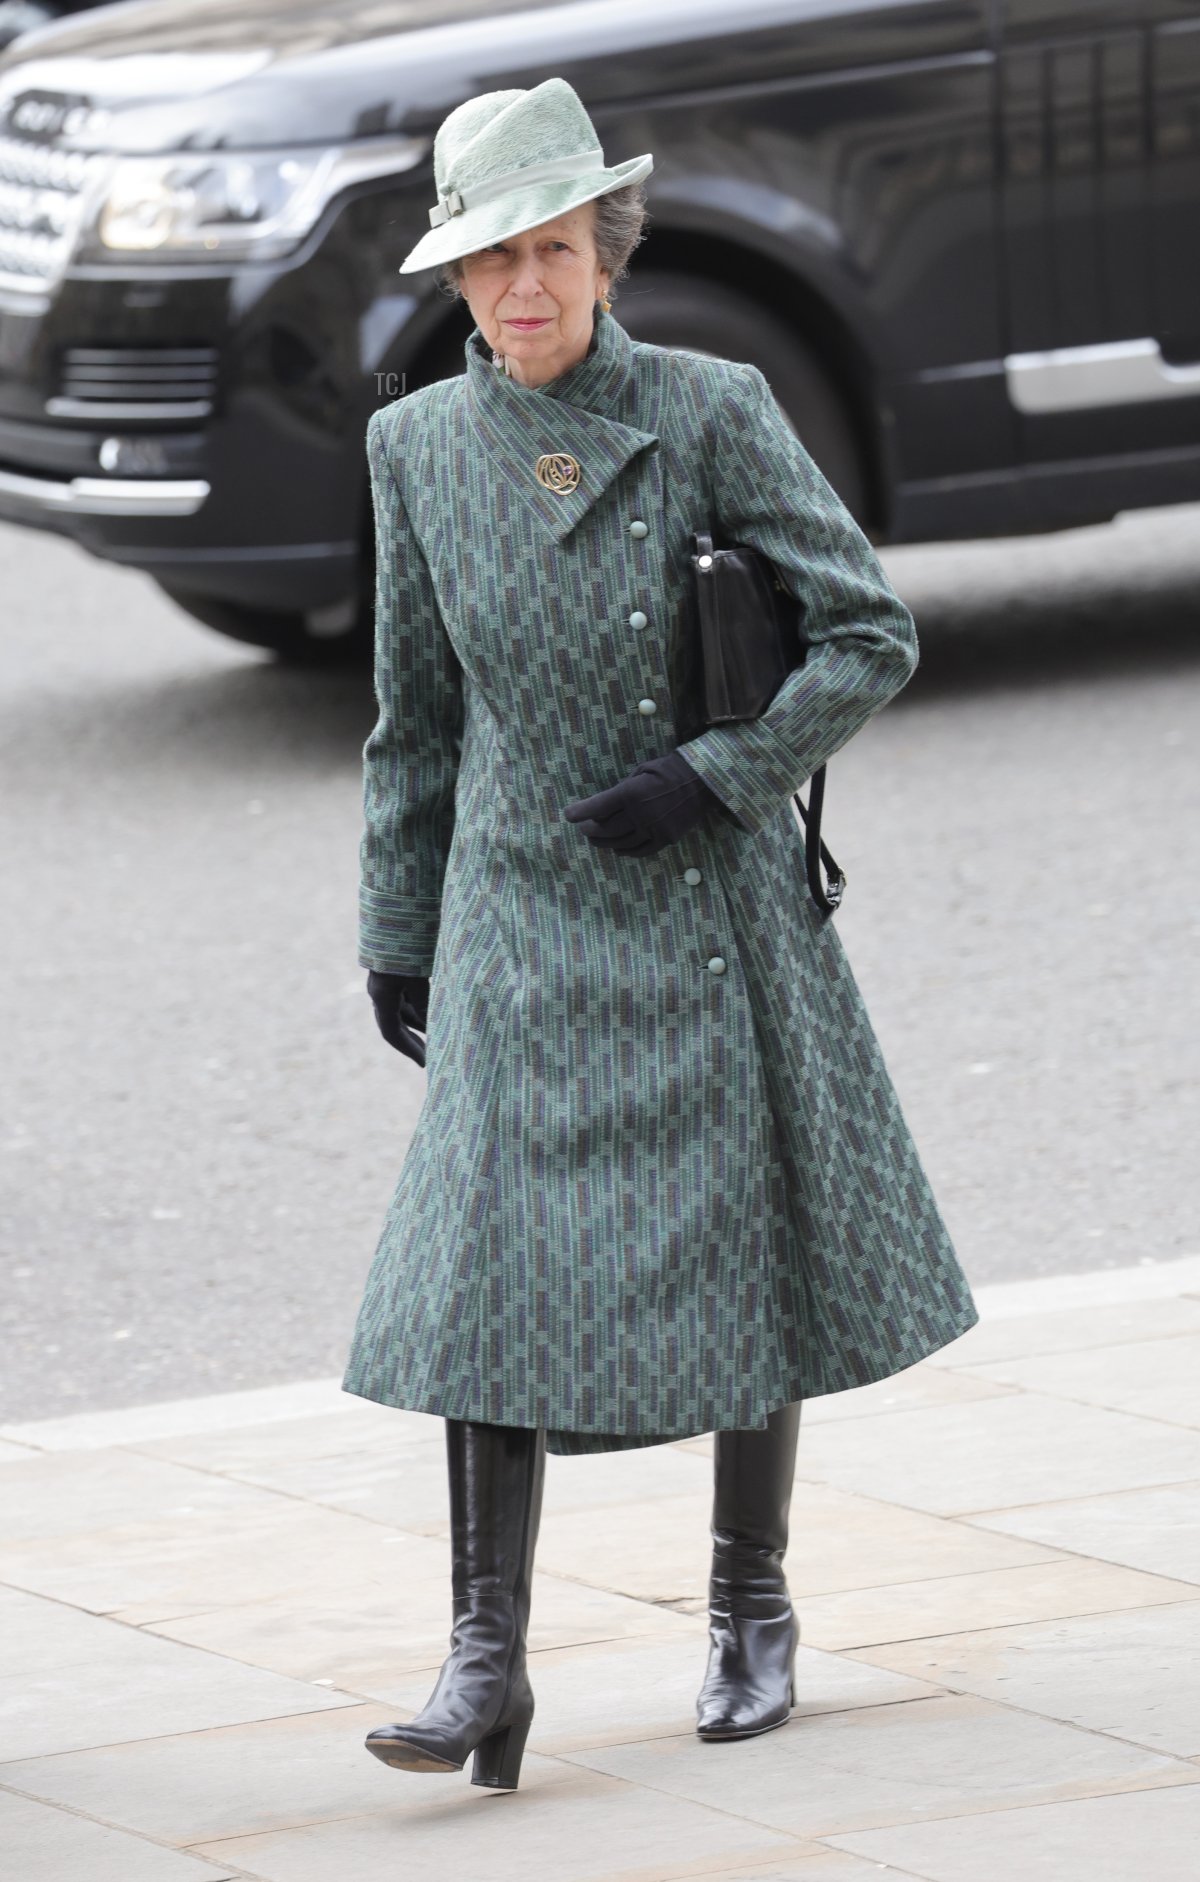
<box><xmin>0</xmin><ymin>1377</ymin><xmax>394</xmax><ymax>1453</ymax></box>
<box><xmin>189</xmin><ymin>1758</ymin><xmax>812</xmax><ymax>1882</ymax></box>
<box><xmin>556</xmin><ymin>1693</ymin><xmax>1195</xmax><ymax>1840</ymax></box>
<box><xmin>968</xmin><ymin>1478</ymin><xmax>1200</xmax><ymax>1584</ymax></box>
<box><xmin>826</xmin><ymin>1782</ymin><xmax>1200</xmax><ymax>1880</ymax></box>
<box><xmin>137</xmin><ymin>1409</ymin><xmax>718</xmax><ymax>1525</ymax></box>
<box><xmin>790</xmin><ymin>1392</ymin><xmax>1200</xmax><ymax>1515</ymax></box>
<box><xmin>0</xmin><ymin>1788</ymin><xmax>239</xmax><ymax>1880</ymax></box>
<box><xmin>963</xmin><ymin>1332</ymin><xmax>1200</xmax><ymax>1427</ymax></box>
<box><xmin>846</xmin><ymin>1599</ymin><xmax>1200</xmax><ymax>1757</ymax></box>
<box><xmin>0</xmin><ymin>1704</ymin><xmax>403</xmax><ymax>1847</ymax></box>
<box><xmin>778</xmin><ymin>1365</ymin><xmax>1013</xmax><ymax>1425</ymax></box>
<box><xmin>141</xmin><ymin>1567</ymin><xmax>707</xmax><ymax>1688</ymax></box>
<box><xmin>0</xmin><ymin>1492</ymin><xmax>451</xmax><ymax>1627</ymax></box>
<box><xmin>637</xmin><ymin>1860</ymin><xmax>915</xmax><ymax>1882</ymax></box>
<box><xmin>0</xmin><ymin>1587</ymin><xmax>354</xmax><ymax>1764</ymax></box>
<box><xmin>778</xmin><ymin>1480</ymin><xmax>1062</xmax><ymax>1593</ymax></box>
<box><xmin>789</xmin><ymin>1554</ymin><xmax>1198</xmax><ymax>1653</ymax></box>
<box><xmin>921</xmin><ymin>1293</ymin><xmax>1200</xmax><ymax>1368</ymax></box>
<box><xmin>3</xmin><ymin>1254</ymin><xmax>1200</xmax><ymax>1880</ymax></box>
<box><xmin>0</xmin><ymin>1438</ymin><xmax>39</xmax><ymax>1464</ymax></box>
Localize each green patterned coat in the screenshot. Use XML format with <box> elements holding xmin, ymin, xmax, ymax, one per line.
<box><xmin>341</xmin><ymin>303</ymin><xmax>978</xmax><ymax>1456</ymax></box>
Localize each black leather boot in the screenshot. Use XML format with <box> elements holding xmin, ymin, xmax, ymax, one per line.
<box><xmin>696</xmin><ymin>1399</ymin><xmax>802</xmax><ymax>1741</ymax></box>
<box><xmin>365</xmin><ymin>1417</ymin><xmax>547</xmax><ymax>1790</ymax></box>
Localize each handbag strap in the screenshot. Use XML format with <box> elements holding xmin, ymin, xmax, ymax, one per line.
<box><xmin>792</xmin><ymin>767</ymin><xmax>845</xmax><ymax>915</ymax></box>
<box><xmin>666</xmin><ymin>353</ymin><xmax>845</xmax><ymax>917</ymax></box>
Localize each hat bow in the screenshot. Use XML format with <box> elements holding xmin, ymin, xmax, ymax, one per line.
<box><xmin>429</xmin><ymin>151</ymin><xmax>615</xmax><ymax>229</ymax></box>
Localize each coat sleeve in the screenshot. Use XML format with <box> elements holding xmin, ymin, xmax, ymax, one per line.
<box><xmin>675</xmin><ymin>362</ymin><xmax>918</xmax><ymax>836</ymax></box>
<box><xmin>358</xmin><ymin>405</ymin><xmax>464</xmax><ymax>975</ymax></box>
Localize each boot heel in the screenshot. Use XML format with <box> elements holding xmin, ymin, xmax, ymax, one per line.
<box><xmin>471</xmin><ymin>1711</ymin><xmax>531</xmax><ymax>1790</ymax></box>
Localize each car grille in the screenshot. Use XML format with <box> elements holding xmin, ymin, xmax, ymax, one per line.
<box><xmin>0</xmin><ymin>127</ymin><xmax>104</xmax><ymax>294</ymax></box>
<box><xmin>48</xmin><ymin>346</ymin><xmax>220</xmax><ymax>421</ymax></box>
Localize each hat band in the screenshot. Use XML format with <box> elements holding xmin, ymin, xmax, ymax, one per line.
<box><xmin>428</xmin><ymin>149</ymin><xmax>610</xmax><ymax>228</ymax></box>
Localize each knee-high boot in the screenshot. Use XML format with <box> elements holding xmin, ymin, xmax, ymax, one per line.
<box><xmin>365</xmin><ymin>1417</ymin><xmax>547</xmax><ymax>1790</ymax></box>
<box><xmin>695</xmin><ymin>1398</ymin><xmax>802</xmax><ymax>1741</ymax></box>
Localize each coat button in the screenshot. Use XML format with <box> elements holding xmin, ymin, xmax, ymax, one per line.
<box><xmin>637</xmin><ymin>697</ymin><xmax>657</xmax><ymax>715</ymax></box>
<box><xmin>683</xmin><ymin>867</ymin><xmax>702</xmax><ymax>885</ymax></box>
<box><xmin>629</xmin><ymin>610</ymin><xmax>648</xmax><ymax>629</ymax></box>
<box><xmin>629</xmin><ymin>519</ymin><xmax>648</xmax><ymax>537</ymax></box>
<box><xmin>707</xmin><ymin>955</ymin><xmax>727</xmax><ymax>975</ymax></box>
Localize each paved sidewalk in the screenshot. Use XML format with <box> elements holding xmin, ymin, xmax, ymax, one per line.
<box><xmin>3</xmin><ymin>1256</ymin><xmax>1200</xmax><ymax>1882</ymax></box>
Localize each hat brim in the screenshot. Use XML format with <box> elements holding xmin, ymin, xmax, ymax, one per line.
<box><xmin>397</xmin><ymin>151</ymin><xmax>654</xmax><ymax>275</ymax></box>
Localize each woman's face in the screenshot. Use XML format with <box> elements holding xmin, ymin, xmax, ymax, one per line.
<box><xmin>459</xmin><ymin>203</ymin><xmax>611</xmax><ymax>388</ymax></box>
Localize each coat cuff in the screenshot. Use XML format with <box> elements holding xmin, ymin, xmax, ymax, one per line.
<box><xmin>358</xmin><ymin>888</ymin><xmax>441</xmax><ymax>975</ymax></box>
<box><xmin>675</xmin><ymin>714</ymin><xmax>809</xmax><ymax>835</ymax></box>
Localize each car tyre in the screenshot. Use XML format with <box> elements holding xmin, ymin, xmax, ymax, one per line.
<box><xmin>612</xmin><ymin>270</ymin><xmax>869</xmax><ymax>524</ymax></box>
<box><xmin>155</xmin><ymin>583</ymin><xmax>373</xmax><ymax>667</ymax></box>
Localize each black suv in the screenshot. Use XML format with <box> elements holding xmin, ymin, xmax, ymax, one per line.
<box><xmin>1</xmin><ymin>0</ymin><xmax>1198</xmax><ymax>662</ymax></box>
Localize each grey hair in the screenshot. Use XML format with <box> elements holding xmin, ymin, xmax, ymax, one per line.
<box><xmin>434</xmin><ymin>182</ymin><xmax>650</xmax><ymax>304</ymax></box>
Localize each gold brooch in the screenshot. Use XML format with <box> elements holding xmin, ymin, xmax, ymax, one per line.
<box><xmin>535</xmin><ymin>452</ymin><xmax>581</xmax><ymax>494</ymax></box>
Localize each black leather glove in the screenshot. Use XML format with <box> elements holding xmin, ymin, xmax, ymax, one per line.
<box><xmin>366</xmin><ymin>970</ymin><xmax>430</xmax><ymax>1069</ymax></box>
<box><xmin>561</xmin><ymin>749</ymin><xmax>728</xmax><ymax>856</ymax></box>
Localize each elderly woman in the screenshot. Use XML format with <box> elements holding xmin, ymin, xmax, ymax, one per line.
<box><xmin>342</xmin><ymin>76</ymin><xmax>978</xmax><ymax>1793</ymax></box>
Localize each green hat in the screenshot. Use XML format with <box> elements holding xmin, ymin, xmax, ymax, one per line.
<box><xmin>398</xmin><ymin>75</ymin><xmax>653</xmax><ymax>276</ymax></box>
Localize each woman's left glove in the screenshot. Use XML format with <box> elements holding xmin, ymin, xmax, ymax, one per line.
<box><xmin>366</xmin><ymin>970</ymin><xmax>430</xmax><ymax>1069</ymax></box>
<box><xmin>562</xmin><ymin>749</ymin><xmax>727</xmax><ymax>857</ymax></box>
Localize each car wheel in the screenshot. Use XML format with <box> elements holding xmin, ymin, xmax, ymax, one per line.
<box><xmin>612</xmin><ymin>270</ymin><xmax>869</xmax><ymax>524</ymax></box>
<box><xmin>155</xmin><ymin>583</ymin><xmax>373</xmax><ymax>667</ymax></box>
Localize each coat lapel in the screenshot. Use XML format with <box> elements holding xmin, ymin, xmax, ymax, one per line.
<box><xmin>462</xmin><ymin>306</ymin><xmax>660</xmax><ymax>545</ymax></box>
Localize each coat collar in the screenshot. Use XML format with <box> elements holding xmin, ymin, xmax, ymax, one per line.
<box><xmin>462</xmin><ymin>305</ymin><xmax>660</xmax><ymax>544</ymax></box>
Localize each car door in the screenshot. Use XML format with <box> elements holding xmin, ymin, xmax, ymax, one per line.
<box><xmin>999</xmin><ymin>0</ymin><xmax>1200</xmax><ymax>474</ymax></box>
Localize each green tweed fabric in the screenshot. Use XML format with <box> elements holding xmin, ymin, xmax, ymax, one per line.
<box><xmin>341</xmin><ymin>303</ymin><xmax>978</xmax><ymax>1457</ymax></box>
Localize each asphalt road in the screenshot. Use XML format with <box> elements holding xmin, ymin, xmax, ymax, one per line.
<box><xmin>2</xmin><ymin>504</ymin><xmax>1197</xmax><ymax>1424</ymax></box>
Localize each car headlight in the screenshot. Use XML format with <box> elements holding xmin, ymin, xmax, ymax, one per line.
<box><xmin>78</xmin><ymin>136</ymin><xmax>428</xmax><ymax>262</ymax></box>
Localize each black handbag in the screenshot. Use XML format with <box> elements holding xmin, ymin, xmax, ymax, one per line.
<box><xmin>688</xmin><ymin>528</ymin><xmax>846</xmax><ymax>914</ymax></box>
